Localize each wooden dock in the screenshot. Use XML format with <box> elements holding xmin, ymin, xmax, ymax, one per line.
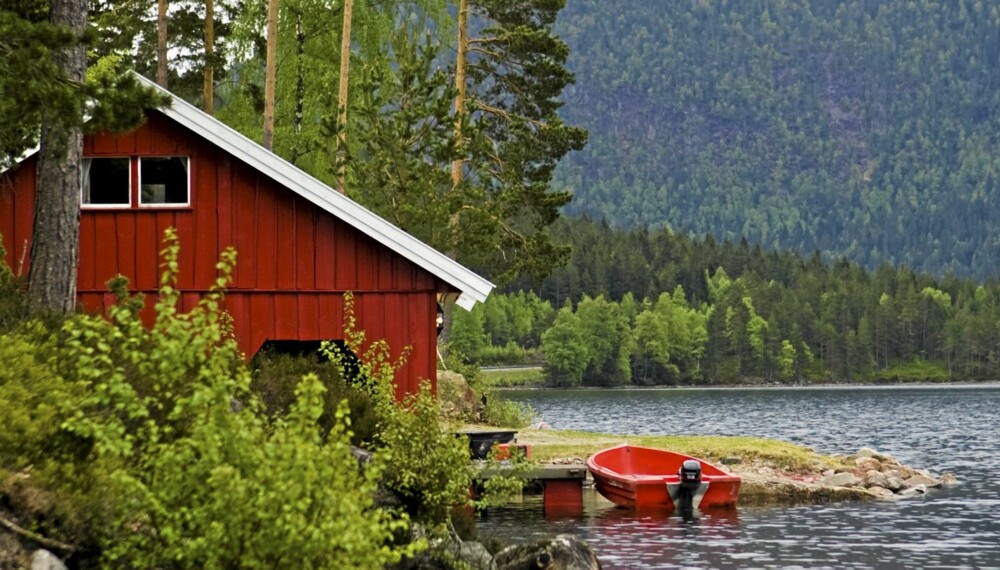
<box><xmin>475</xmin><ymin>463</ymin><xmax>588</xmax><ymax>513</ymax></box>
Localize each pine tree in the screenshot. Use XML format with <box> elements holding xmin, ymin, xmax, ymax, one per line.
<box><xmin>452</xmin><ymin>0</ymin><xmax>588</xmax><ymax>283</ymax></box>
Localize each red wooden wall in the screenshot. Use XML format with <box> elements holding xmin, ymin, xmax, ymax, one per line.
<box><xmin>0</xmin><ymin>111</ymin><xmax>448</xmax><ymax>398</ymax></box>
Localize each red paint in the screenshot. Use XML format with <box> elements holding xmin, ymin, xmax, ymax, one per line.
<box><xmin>0</xmin><ymin>110</ymin><xmax>458</xmax><ymax>398</ymax></box>
<box><xmin>543</xmin><ymin>480</ymin><xmax>584</xmax><ymax>512</ymax></box>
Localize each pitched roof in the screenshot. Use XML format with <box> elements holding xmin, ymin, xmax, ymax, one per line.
<box><xmin>12</xmin><ymin>74</ymin><xmax>494</xmax><ymax>310</ymax></box>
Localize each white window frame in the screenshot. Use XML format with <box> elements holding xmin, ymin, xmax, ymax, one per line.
<box><xmin>81</xmin><ymin>157</ymin><xmax>132</xmax><ymax>209</ymax></box>
<box><xmin>138</xmin><ymin>156</ymin><xmax>191</xmax><ymax>207</ymax></box>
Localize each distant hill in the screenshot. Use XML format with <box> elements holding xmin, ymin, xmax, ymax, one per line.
<box><xmin>553</xmin><ymin>0</ymin><xmax>1000</xmax><ymax>280</ymax></box>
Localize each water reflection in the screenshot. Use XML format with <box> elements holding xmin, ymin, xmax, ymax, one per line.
<box><xmin>478</xmin><ymin>386</ymin><xmax>1000</xmax><ymax>568</ymax></box>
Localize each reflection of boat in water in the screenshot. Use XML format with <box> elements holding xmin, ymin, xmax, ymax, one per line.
<box><xmin>587</xmin><ymin>444</ymin><xmax>741</xmax><ymax>510</ymax></box>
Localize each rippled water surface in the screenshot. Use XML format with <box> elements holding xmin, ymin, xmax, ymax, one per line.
<box><xmin>477</xmin><ymin>385</ymin><xmax>1000</xmax><ymax>569</ymax></box>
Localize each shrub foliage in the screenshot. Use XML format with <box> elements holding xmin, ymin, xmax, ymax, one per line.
<box><xmin>0</xmin><ymin>229</ymin><xmax>440</xmax><ymax>568</ymax></box>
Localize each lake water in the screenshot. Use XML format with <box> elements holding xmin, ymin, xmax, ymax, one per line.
<box><xmin>478</xmin><ymin>385</ymin><xmax>1000</xmax><ymax>569</ymax></box>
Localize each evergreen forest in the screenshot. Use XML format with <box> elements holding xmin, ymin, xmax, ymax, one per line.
<box><xmin>454</xmin><ymin>218</ymin><xmax>1000</xmax><ymax>386</ymax></box>
<box><xmin>552</xmin><ymin>0</ymin><xmax>1000</xmax><ymax>280</ymax></box>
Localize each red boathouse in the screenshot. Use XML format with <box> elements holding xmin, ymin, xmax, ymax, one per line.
<box><xmin>0</xmin><ymin>75</ymin><xmax>493</xmax><ymax>399</ymax></box>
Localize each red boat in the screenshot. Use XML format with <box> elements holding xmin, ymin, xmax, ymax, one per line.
<box><xmin>587</xmin><ymin>444</ymin><xmax>741</xmax><ymax>510</ymax></box>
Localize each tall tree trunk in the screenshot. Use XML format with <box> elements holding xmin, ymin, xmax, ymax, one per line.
<box><xmin>28</xmin><ymin>0</ymin><xmax>87</xmax><ymax>314</ymax></box>
<box><xmin>290</xmin><ymin>10</ymin><xmax>304</xmax><ymax>164</ymax></box>
<box><xmin>439</xmin><ymin>0</ymin><xmax>469</xmax><ymax>354</ymax></box>
<box><xmin>157</xmin><ymin>0</ymin><xmax>168</xmax><ymax>87</ymax></box>
<box><xmin>262</xmin><ymin>0</ymin><xmax>279</xmax><ymax>150</ymax></box>
<box><xmin>203</xmin><ymin>0</ymin><xmax>214</xmax><ymax>113</ymax></box>
<box><xmin>451</xmin><ymin>0</ymin><xmax>468</xmax><ymax>191</ymax></box>
<box><xmin>335</xmin><ymin>0</ymin><xmax>353</xmax><ymax>193</ymax></box>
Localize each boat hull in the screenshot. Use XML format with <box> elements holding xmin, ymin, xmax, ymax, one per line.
<box><xmin>587</xmin><ymin>444</ymin><xmax>740</xmax><ymax>509</ymax></box>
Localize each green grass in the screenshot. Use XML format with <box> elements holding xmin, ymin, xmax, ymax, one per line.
<box><xmin>873</xmin><ymin>359</ymin><xmax>950</xmax><ymax>383</ymax></box>
<box><xmin>476</xmin><ymin>367</ymin><xmax>544</xmax><ymax>388</ymax></box>
<box><xmin>506</xmin><ymin>428</ymin><xmax>846</xmax><ymax>473</ymax></box>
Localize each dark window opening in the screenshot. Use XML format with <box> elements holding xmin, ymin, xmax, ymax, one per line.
<box><xmin>255</xmin><ymin>339</ymin><xmax>364</xmax><ymax>386</ymax></box>
<box><xmin>83</xmin><ymin>158</ymin><xmax>130</xmax><ymax>205</ymax></box>
<box><xmin>140</xmin><ymin>157</ymin><xmax>189</xmax><ymax>205</ymax></box>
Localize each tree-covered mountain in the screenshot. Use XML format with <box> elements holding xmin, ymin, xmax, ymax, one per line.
<box><xmin>552</xmin><ymin>0</ymin><xmax>1000</xmax><ymax>280</ymax></box>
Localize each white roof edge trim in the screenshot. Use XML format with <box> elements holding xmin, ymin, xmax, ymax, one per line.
<box><xmin>131</xmin><ymin>73</ymin><xmax>493</xmax><ymax>306</ymax></box>
<box><xmin>1</xmin><ymin>145</ymin><xmax>40</xmax><ymax>174</ymax></box>
<box><xmin>455</xmin><ymin>293</ymin><xmax>479</xmax><ymax>311</ymax></box>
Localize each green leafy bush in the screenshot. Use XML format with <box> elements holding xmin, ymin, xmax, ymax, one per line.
<box><xmin>250</xmin><ymin>350</ymin><xmax>377</xmax><ymax>446</ymax></box>
<box><xmin>480</xmin><ymin>389</ymin><xmax>533</xmax><ymax>429</ymax></box>
<box><xmin>0</xmin><ymin>230</ymin><xmax>418</xmax><ymax>567</ymax></box>
<box><xmin>0</xmin><ymin>235</ymin><xmax>28</xmax><ymax>333</ymax></box>
<box><xmin>322</xmin><ymin>293</ymin><xmax>472</xmax><ymax>528</ymax></box>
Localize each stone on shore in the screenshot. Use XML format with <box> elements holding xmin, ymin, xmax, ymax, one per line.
<box><xmin>737</xmin><ymin>447</ymin><xmax>958</xmax><ymax>504</ymax></box>
<box><xmin>818</xmin><ymin>471</ymin><xmax>862</xmax><ymax>488</ymax></box>
<box><xmin>491</xmin><ymin>535</ymin><xmax>601</xmax><ymax>570</ymax></box>
<box><xmin>438</xmin><ymin>370</ymin><xmax>478</xmax><ymax>419</ymax></box>
<box><xmin>904</xmin><ymin>474</ymin><xmax>939</xmax><ymax>488</ymax></box>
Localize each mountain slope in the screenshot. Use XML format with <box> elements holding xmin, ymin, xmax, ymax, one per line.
<box><xmin>553</xmin><ymin>0</ymin><xmax>1000</xmax><ymax>279</ymax></box>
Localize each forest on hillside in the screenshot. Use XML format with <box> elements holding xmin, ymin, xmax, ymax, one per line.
<box><xmin>552</xmin><ymin>0</ymin><xmax>1000</xmax><ymax>280</ymax></box>
<box><xmin>457</xmin><ymin>218</ymin><xmax>1000</xmax><ymax>386</ymax></box>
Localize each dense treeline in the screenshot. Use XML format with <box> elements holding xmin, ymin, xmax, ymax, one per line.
<box><xmin>552</xmin><ymin>0</ymin><xmax>1000</xmax><ymax>280</ymax></box>
<box><xmin>455</xmin><ymin>217</ymin><xmax>1000</xmax><ymax>385</ymax></box>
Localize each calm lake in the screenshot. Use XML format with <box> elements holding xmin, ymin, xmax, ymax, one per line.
<box><xmin>478</xmin><ymin>385</ymin><xmax>1000</xmax><ymax>569</ymax></box>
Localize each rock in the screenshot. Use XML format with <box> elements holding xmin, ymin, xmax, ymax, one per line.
<box><xmin>407</xmin><ymin>536</ymin><xmax>492</xmax><ymax>570</ymax></box>
<box><xmin>491</xmin><ymin>535</ymin><xmax>601</xmax><ymax>570</ymax></box>
<box><xmin>458</xmin><ymin>541</ymin><xmax>493</xmax><ymax>570</ymax></box>
<box><xmin>884</xmin><ymin>474</ymin><xmax>905</xmax><ymax>492</ymax></box>
<box><xmin>31</xmin><ymin>550</ymin><xmax>67</xmax><ymax>570</ymax></box>
<box><xmin>818</xmin><ymin>472</ymin><xmax>862</xmax><ymax>488</ymax></box>
<box><xmin>856</xmin><ymin>447</ymin><xmax>878</xmax><ymax>459</ymax></box>
<box><xmin>864</xmin><ymin>470</ymin><xmax>889</xmax><ymax>489</ymax></box>
<box><xmin>940</xmin><ymin>473</ymin><xmax>959</xmax><ymax>486</ymax></box>
<box><xmin>904</xmin><ymin>474</ymin><xmax>940</xmax><ymax>488</ymax></box>
<box><xmin>719</xmin><ymin>457</ymin><xmax>741</xmax><ymax>466</ymax></box>
<box><xmin>868</xmin><ymin>486</ymin><xmax>896</xmax><ymax>499</ymax></box>
<box><xmin>898</xmin><ymin>484</ymin><xmax>928</xmax><ymax>497</ymax></box>
<box><xmin>437</xmin><ymin>370</ymin><xmax>478</xmax><ymax>420</ymax></box>
<box><xmin>855</xmin><ymin>457</ymin><xmax>882</xmax><ymax>472</ymax></box>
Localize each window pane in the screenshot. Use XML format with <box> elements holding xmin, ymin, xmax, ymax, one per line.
<box><xmin>83</xmin><ymin>158</ymin><xmax>130</xmax><ymax>205</ymax></box>
<box><xmin>140</xmin><ymin>157</ymin><xmax>189</xmax><ymax>205</ymax></box>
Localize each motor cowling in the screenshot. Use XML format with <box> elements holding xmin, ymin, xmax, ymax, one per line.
<box><xmin>679</xmin><ymin>459</ymin><xmax>702</xmax><ymax>491</ymax></box>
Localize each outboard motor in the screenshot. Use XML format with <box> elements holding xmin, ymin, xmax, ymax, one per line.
<box><xmin>675</xmin><ymin>459</ymin><xmax>703</xmax><ymax>512</ymax></box>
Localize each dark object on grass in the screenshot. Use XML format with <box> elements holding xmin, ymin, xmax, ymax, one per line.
<box><xmin>458</xmin><ymin>430</ymin><xmax>517</xmax><ymax>460</ymax></box>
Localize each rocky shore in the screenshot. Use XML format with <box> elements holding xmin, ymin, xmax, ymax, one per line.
<box><xmin>727</xmin><ymin>446</ymin><xmax>958</xmax><ymax>505</ymax></box>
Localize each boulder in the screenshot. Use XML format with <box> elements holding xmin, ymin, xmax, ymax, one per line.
<box><xmin>904</xmin><ymin>474</ymin><xmax>939</xmax><ymax>488</ymax></box>
<box><xmin>855</xmin><ymin>457</ymin><xmax>882</xmax><ymax>472</ymax></box>
<box><xmin>940</xmin><ymin>473</ymin><xmax>959</xmax><ymax>486</ymax></box>
<box><xmin>818</xmin><ymin>472</ymin><xmax>862</xmax><ymax>488</ymax></box>
<box><xmin>407</xmin><ymin>536</ymin><xmax>492</xmax><ymax>570</ymax></box>
<box><xmin>898</xmin><ymin>484</ymin><xmax>927</xmax><ymax>497</ymax></box>
<box><xmin>856</xmin><ymin>447</ymin><xmax>880</xmax><ymax>459</ymax></box>
<box><xmin>864</xmin><ymin>470</ymin><xmax>889</xmax><ymax>489</ymax></box>
<box><xmin>458</xmin><ymin>541</ymin><xmax>493</xmax><ymax>570</ymax></box>
<box><xmin>868</xmin><ymin>486</ymin><xmax>896</xmax><ymax>499</ymax></box>
<box><xmin>31</xmin><ymin>550</ymin><xmax>67</xmax><ymax>570</ymax></box>
<box><xmin>883</xmin><ymin>474</ymin><xmax>905</xmax><ymax>492</ymax></box>
<box><xmin>438</xmin><ymin>370</ymin><xmax>478</xmax><ymax>420</ymax></box>
<box><xmin>491</xmin><ymin>535</ymin><xmax>601</xmax><ymax>570</ymax></box>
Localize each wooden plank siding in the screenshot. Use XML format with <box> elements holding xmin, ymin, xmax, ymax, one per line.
<box><xmin>1</xmin><ymin>111</ymin><xmax>447</xmax><ymax>396</ymax></box>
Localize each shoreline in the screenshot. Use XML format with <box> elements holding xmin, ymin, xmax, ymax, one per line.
<box><xmin>495</xmin><ymin>380</ymin><xmax>1000</xmax><ymax>391</ymax></box>
<box><xmin>502</xmin><ymin>428</ymin><xmax>958</xmax><ymax>506</ymax></box>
